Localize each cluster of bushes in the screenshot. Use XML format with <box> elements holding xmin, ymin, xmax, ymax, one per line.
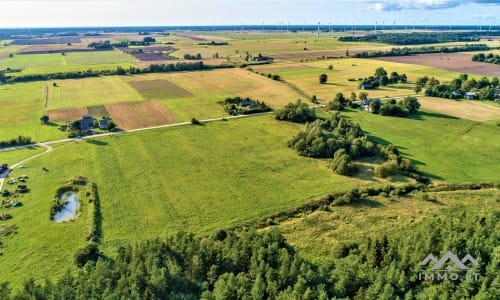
<box><xmin>359</xmin><ymin>67</ymin><xmax>407</xmax><ymax>89</ymax></box>
<box><xmin>420</xmin><ymin>73</ymin><xmax>499</xmax><ymax>100</ymax></box>
<box><xmin>198</xmin><ymin>41</ymin><xmax>229</xmax><ymax>46</ymax></box>
<box><xmin>2</xmin><ymin>61</ymin><xmax>206</xmax><ymax>83</ymax></box>
<box><xmin>274</xmin><ymin>100</ymin><xmax>316</xmax><ymax>123</ymax></box>
<box><xmin>376</xmin><ymin>96</ymin><xmax>421</xmax><ymax>117</ymax></box>
<box><xmin>219</xmin><ymin>97</ymin><xmax>271</xmax><ymax>115</ymax></box>
<box><xmin>287</xmin><ymin>113</ymin><xmax>370</xmax><ymax>159</ymax></box>
<box><xmin>183</xmin><ymin>53</ymin><xmax>202</xmax><ymax>60</ymax></box>
<box><xmin>472</xmin><ymin>52</ymin><xmax>500</xmax><ymax>64</ymax></box>
<box><xmin>88</xmin><ymin>37</ymin><xmax>156</xmax><ymax>49</ymax></box>
<box><xmin>0</xmin><ymin>135</ymin><xmax>33</xmax><ymax>148</ymax></box>
<box><xmin>84</xmin><ymin>183</ymin><xmax>101</xmax><ymax>243</ymax></box>
<box><xmin>2</xmin><ymin>205</ymin><xmax>498</xmax><ymax>299</ymax></box>
<box><xmin>353</xmin><ymin>44</ymin><xmax>490</xmax><ymax>58</ymax></box>
<box><xmin>374</xmin><ymin>144</ymin><xmax>414</xmax><ymax>178</ymax></box>
<box><xmin>339</xmin><ymin>32</ymin><xmax>486</xmax><ymax>45</ymax></box>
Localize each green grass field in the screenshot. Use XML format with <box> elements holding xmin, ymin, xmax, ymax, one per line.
<box><xmin>47</xmin><ymin>76</ymin><xmax>144</xmax><ymax>109</ymax></box>
<box><xmin>0</xmin><ymin>116</ymin><xmax>366</xmax><ymax>287</ymax></box>
<box><xmin>343</xmin><ymin>108</ymin><xmax>500</xmax><ymax>182</ymax></box>
<box><xmin>0</xmin><ymin>81</ymin><xmax>67</xmax><ymax>142</ymax></box>
<box><xmin>0</xmin><ymin>50</ymin><xmax>138</xmax><ymax>75</ymax></box>
<box><xmin>275</xmin><ymin>189</ymin><xmax>498</xmax><ymax>263</ymax></box>
<box><xmin>252</xmin><ymin>57</ymin><xmax>483</xmax><ymax>102</ymax></box>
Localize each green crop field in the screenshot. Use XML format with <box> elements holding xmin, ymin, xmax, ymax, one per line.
<box><xmin>47</xmin><ymin>76</ymin><xmax>144</xmax><ymax>109</ymax></box>
<box><xmin>0</xmin><ymin>81</ymin><xmax>67</xmax><ymax>142</ymax></box>
<box><xmin>124</xmin><ymin>69</ymin><xmax>305</xmax><ymax>121</ymax></box>
<box><xmin>0</xmin><ymin>115</ymin><xmax>365</xmax><ymax>287</ymax></box>
<box><xmin>275</xmin><ymin>189</ymin><xmax>498</xmax><ymax>263</ymax></box>
<box><xmin>0</xmin><ymin>50</ymin><xmax>138</xmax><ymax>75</ymax></box>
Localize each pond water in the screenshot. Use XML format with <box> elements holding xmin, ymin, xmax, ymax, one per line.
<box><xmin>53</xmin><ymin>192</ymin><xmax>79</xmax><ymax>223</ymax></box>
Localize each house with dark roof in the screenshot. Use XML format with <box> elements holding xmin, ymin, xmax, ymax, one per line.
<box><xmin>362</xmin><ymin>98</ymin><xmax>381</xmax><ymax>111</ymax></box>
<box><xmin>80</xmin><ymin>115</ymin><xmax>94</xmax><ymax>133</ymax></box>
<box><xmin>98</xmin><ymin>117</ymin><xmax>109</xmax><ymax>130</ymax></box>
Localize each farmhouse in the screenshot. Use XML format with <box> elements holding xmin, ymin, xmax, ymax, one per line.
<box><xmin>362</xmin><ymin>98</ymin><xmax>381</xmax><ymax>111</ymax></box>
<box><xmin>80</xmin><ymin>114</ymin><xmax>94</xmax><ymax>133</ymax></box>
<box><xmin>99</xmin><ymin>117</ymin><xmax>109</xmax><ymax>130</ymax></box>
<box><xmin>361</xmin><ymin>83</ymin><xmax>374</xmax><ymax>90</ymax></box>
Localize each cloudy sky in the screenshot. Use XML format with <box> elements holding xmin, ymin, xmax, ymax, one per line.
<box><xmin>0</xmin><ymin>0</ymin><xmax>498</xmax><ymax>27</ymax></box>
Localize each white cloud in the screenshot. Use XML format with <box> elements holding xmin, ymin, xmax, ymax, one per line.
<box><xmin>369</xmin><ymin>0</ymin><xmax>498</xmax><ymax>11</ymax></box>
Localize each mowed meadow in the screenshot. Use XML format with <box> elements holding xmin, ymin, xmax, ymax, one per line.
<box><xmin>0</xmin><ymin>116</ymin><xmax>363</xmax><ymax>287</ymax></box>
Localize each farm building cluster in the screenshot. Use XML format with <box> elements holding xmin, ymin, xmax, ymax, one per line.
<box><xmin>58</xmin><ymin>114</ymin><xmax>112</xmax><ymax>136</ymax></box>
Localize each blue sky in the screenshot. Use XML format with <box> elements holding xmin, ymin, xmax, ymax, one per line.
<box><xmin>0</xmin><ymin>0</ymin><xmax>498</xmax><ymax>27</ymax></box>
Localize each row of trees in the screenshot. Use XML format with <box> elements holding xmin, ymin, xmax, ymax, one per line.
<box><xmin>417</xmin><ymin>73</ymin><xmax>499</xmax><ymax>100</ymax></box>
<box><xmin>339</xmin><ymin>32</ymin><xmax>486</xmax><ymax>45</ymax></box>
<box><xmin>0</xmin><ymin>135</ymin><xmax>33</xmax><ymax>148</ymax></box>
<box><xmin>88</xmin><ymin>37</ymin><xmax>156</xmax><ymax>49</ymax></box>
<box><xmin>184</xmin><ymin>53</ymin><xmax>203</xmax><ymax>60</ymax></box>
<box><xmin>353</xmin><ymin>44</ymin><xmax>491</xmax><ymax>58</ymax></box>
<box><xmin>1</xmin><ymin>204</ymin><xmax>497</xmax><ymax>299</ymax></box>
<box><xmin>1</xmin><ymin>62</ymin><xmax>207</xmax><ymax>83</ymax></box>
<box><xmin>472</xmin><ymin>52</ymin><xmax>500</xmax><ymax>65</ymax></box>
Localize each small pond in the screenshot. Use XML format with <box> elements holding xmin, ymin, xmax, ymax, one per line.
<box><xmin>53</xmin><ymin>192</ymin><xmax>79</xmax><ymax>223</ymax></box>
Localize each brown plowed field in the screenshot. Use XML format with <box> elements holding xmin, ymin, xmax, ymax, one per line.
<box><xmin>105</xmin><ymin>100</ymin><xmax>176</xmax><ymax>130</ymax></box>
<box><xmin>47</xmin><ymin>107</ymin><xmax>87</xmax><ymax>122</ymax></box>
<box><xmin>374</xmin><ymin>53</ymin><xmax>500</xmax><ymax>77</ymax></box>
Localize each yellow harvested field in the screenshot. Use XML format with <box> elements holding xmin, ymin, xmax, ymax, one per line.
<box><xmin>419</xmin><ymin>97</ymin><xmax>500</xmax><ymax>121</ymax></box>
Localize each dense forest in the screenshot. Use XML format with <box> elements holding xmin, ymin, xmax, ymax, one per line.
<box><xmin>0</xmin><ymin>205</ymin><xmax>497</xmax><ymax>299</ymax></box>
<box><xmin>338</xmin><ymin>32</ymin><xmax>496</xmax><ymax>45</ymax></box>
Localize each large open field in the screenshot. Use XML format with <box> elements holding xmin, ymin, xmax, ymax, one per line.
<box><xmin>1</xmin><ymin>28</ymin><xmax>500</xmax><ymax>297</ymax></box>
<box><xmin>374</xmin><ymin>52</ymin><xmax>500</xmax><ymax>77</ymax></box>
<box><xmin>0</xmin><ymin>81</ymin><xmax>67</xmax><ymax>142</ymax></box>
<box><xmin>0</xmin><ymin>116</ymin><xmax>364</xmax><ymax>286</ymax></box>
<box><xmin>0</xmin><ymin>50</ymin><xmax>138</xmax><ymax>75</ymax></box>
<box><xmin>344</xmin><ymin>108</ymin><xmax>500</xmax><ymax>182</ymax></box>
<box><xmin>418</xmin><ymin>96</ymin><xmax>500</xmax><ymax>121</ymax></box>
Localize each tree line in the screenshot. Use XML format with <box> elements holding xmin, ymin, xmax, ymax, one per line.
<box><xmin>0</xmin><ymin>204</ymin><xmax>497</xmax><ymax>299</ymax></box>
<box><xmin>418</xmin><ymin>73</ymin><xmax>499</xmax><ymax>100</ymax></box>
<box><xmin>0</xmin><ymin>135</ymin><xmax>33</xmax><ymax>148</ymax></box>
<box><xmin>472</xmin><ymin>52</ymin><xmax>500</xmax><ymax>65</ymax></box>
<box><xmin>0</xmin><ymin>62</ymin><xmax>208</xmax><ymax>83</ymax></box>
<box><xmin>339</xmin><ymin>32</ymin><xmax>491</xmax><ymax>45</ymax></box>
<box><xmin>353</xmin><ymin>44</ymin><xmax>491</xmax><ymax>58</ymax></box>
<box><xmin>88</xmin><ymin>37</ymin><xmax>156</xmax><ymax>49</ymax></box>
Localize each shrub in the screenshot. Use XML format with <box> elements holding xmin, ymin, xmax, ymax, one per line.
<box><xmin>74</xmin><ymin>243</ymin><xmax>100</xmax><ymax>267</ymax></box>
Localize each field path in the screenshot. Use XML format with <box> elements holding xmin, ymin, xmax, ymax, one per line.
<box><xmin>0</xmin><ymin>106</ymin><xmax>329</xmax><ymax>189</ymax></box>
<box><xmin>44</xmin><ymin>83</ymin><xmax>49</xmax><ymax>109</ymax></box>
